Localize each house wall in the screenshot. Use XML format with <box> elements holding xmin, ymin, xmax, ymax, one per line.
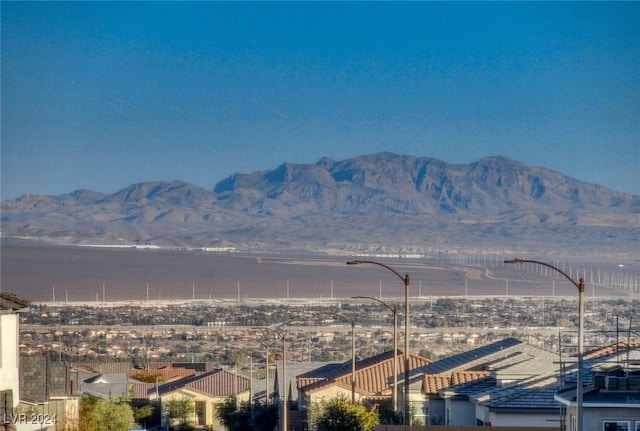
<box><xmin>400</xmin><ymin>387</ymin><xmax>429</xmax><ymax>425</ymax></box>
<box><xmin>445</xmin><ymin>399</ymin><xmax>475</xmax><ymax>426</ymax></box>
<box><xmin>409</xmin><ymin>393</ymin><xmax>428</xmax><ymax>425</ymax></box>
<box><xmin>581</xmin><ymin>407</ymin><xmax>640</xmax><ymax>431</ymax></box>
<box><xmin>307</xmin><ymin>385</ymin><xmax>364</xmax><ymax>406</ymax></box>
<box><xmin>475</xmin><ymin>404</ymin><xmax>490</xmax><ymax>425</ymax></box>
<box><xmin>0</xmin><ymin>313</ymin><xmax>20</xmax><ymax>410</ymax></box>
<box><xmin>160</xmin><ymin>389</ymin><xmax>250</xmax><ymax>431</ymax></box>
<box><xmin>427</xmin><ymin>398</ymin><xmax>446</xmax><ymax>426</ymax></box>
<box><xmin>490</xmin><ymin>412</ymin><xmax>558</xmax><ymax>428</ymax></box>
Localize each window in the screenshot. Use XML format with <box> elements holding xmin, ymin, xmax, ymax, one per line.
<box><xmin>603</xmin><ymin>421</ymin><xmax>630</xmax><ymax>431</ymax></box>
<box><xmin>634</xmin><ymin>421</ymin><xmax>640</xmax><ymax>431</ymax></box>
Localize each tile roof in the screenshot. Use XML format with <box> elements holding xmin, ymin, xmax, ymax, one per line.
<box><xmin>298</xmin><ymin>350</ymin><xmax>431</xmax><ymax>397</ymax></box>
<box><xmin>485</xmin><ymin>386</ymin><xmax>561</xmax><ymax>410</ymax></box>
<box><xmin>79</xmin><ymin>372</ymin><xmax>131</xmax><ymax>400</ymax></box>
<box><xmin>71</xmin><ymin>361</ymin><xmax>132</xmax><ymax>374</ymax></box>
<box><xmin>187</xmin><ymin>369</ymin><xmax>251</xmax><ymax>397</ymax></box>
<box><xmin>423</xmin><ymin>374</ymin><xmax>451</xmax><ymax>395</ymax></box>
<box><xmin>151</xmin><ymin>369</ymin><xmax>251</xmax><ymax>398</ymax></box>
<box><xmin>147</xmin><ymin>361</ymin><xmax>217</xmax><ymax>372</ymax></box>
<box><xmin>584</xmin><ymin>340</ymin><xmax>640</xmax><ymax>360</ymax></box>
<box><xmin>413</xmin><ymin>337</ymin><xmax>522</xmax><ymax>376</ymax></box>
<box><xmin>132</xmin><ymin>382</ymin><xmax>155</xmax><ymax>399</ymax></box>
<box><xmin>128</xmin><ymin>367</ymin><xmax>196</xmax><ymax>382</ymax></box>
<box><xmin>556</xmin><ymin>386</ymin><xmax>640</xmax><ymax>407</ymax></box>
<box><xmin>469</xmin><ymin>373</ymin><xmax>560</xmax><ymax>410</ymax></box>
<box><xmin>0</xmin><ymin>291</ymin><xmax>31</xmax><ymax>311</ymax></box>
<box><xmin>423</xmin><ymin>370</ymin><xmax>492</xmax><ymax>395</ymax></box>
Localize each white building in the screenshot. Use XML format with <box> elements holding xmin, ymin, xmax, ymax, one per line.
<box><xmin>0</xmin><ymin>292</ymin><xmax>31</xmax><ymax>424</ymax></box>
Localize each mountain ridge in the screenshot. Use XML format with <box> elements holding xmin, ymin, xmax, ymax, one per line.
<box><xmin>2</xmin><ymin>152</ymin><xmax>638</xmax><ymax>255</ymax></box>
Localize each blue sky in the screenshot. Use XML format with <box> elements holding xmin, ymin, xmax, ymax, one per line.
<box><xmin>2</xmin><ymin>1</ymin><xmax>639</xmax><ymax>199</ymax></box>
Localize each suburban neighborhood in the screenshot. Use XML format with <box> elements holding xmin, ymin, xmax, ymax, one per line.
<box><xmin>2</xmin><ymin>290</ymin><xmax>639</xmax><ymax>430</ymax></box>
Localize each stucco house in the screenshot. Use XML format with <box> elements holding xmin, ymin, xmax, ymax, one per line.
<box><xmin>555</xmin><ymin>341</ymin><xmax>640</xmax><ymax>431</ymax></box>
<box><xmin>295</xmin><ymin>350</ymin><xmax>431</xmax><ymax>426</ymax></box>
<box><xmin>143</xmin><ymin>368</ymin><xmax>251</xmax><ymax>430</ymax></box>
<box><xmin>1</xmin><ymin>292</ymin><xmax>30</xmax><ymax>419</ymax></box>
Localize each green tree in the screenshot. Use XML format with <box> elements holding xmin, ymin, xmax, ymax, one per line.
<box><xmin>215</xmin><ymin>397</ymin><xmax>277</xmax><ymax>431</ymax></box>
<box><xmin>88</xmin><ymin>398</ymin><xmax>136</xmax><ymax>431</ymax></box>
<box><xmin>165</xmin><ymin>397</ymin><xmax>195</xmax><ymax>430</ymax></box>
<box><xmin>133</xmin><ymin>405</ymin><xmax>154</xmax><ymax>428</ymax></box>
<box><xmin>311</xmin><ymin>397</ymin><xmax>379</xmax><ymax>431</ymax></box>
<box><xmin>76</xmin><ymin>394</ymin><xmax>100</xmax><ymax>431</ymax></box>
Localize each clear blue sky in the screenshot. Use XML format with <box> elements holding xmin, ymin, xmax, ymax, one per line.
<box><xmin>2</xmin><ymin>1</ymin><xmax>639</xmax><ymax>199</ymax></box>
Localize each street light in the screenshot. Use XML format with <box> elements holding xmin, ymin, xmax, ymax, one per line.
<box><xmin>352</xmin><ymin>295</ymin><xmax>398</xmax><ymax>414</ymax></box>
<box><xmin>223</xmin><ymin>347</ymin><xmax>249</xmax><ymax>409</ymax></box>
<box><xmin>253</xmin><ymin>327</ymin><xmax>288</xmax><ymax>431</ymax></box>
<box><xmin>347</xmin><ymin>260</ymin><xmax>411</xmax><ymax>424</ymax></box>
<box><xmin>504</xmin><ymin>258</ymin><xmax>585</xmax><ymax>431</ymax></box>
<box><xmin>259</xmin><ymin>341</ymin><xmax>271</xmax><ymax>406</ymax></box>
<box><xmin>321</xmin><ymin>311</ymin><xmax>357</xmax><ymax>403</ymax></box>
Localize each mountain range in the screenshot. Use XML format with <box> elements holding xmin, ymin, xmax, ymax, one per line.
<box><xmin>2</xmin><ymin>152</ymin><xmax>639</xmax><ymax>256</ymax></box>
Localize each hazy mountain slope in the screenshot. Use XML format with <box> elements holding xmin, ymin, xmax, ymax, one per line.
<box><xmin>2</xmin><ymin>153</ymin><xmax>638</xmax><ymax>254</ymax></box>
<box><xmin>215</xmin><ymin>153</ymin><xmax>636</xmax><ymax>216</ymax></box>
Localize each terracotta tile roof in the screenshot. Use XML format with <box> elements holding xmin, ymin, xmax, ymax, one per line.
<box><xmin>423</xmin><ymin>374</ymin><xmax>451</xmax><ymax>395</ymax></box>
<box><xmin>584</xmin><ymin>340</ymin><xmax>640</xmax><ymax>360</ymax></box>
<box><xmin>132</xmin><ymin>383</ymin><xmax>155</xmax><ymax>399</ymax></box>
<box><xmin>153</xmin><ymin>369</ymin><xmax>251</xmax><ymax>398</ymax></box>
<box><xmin>0</xmin><ymin>291</ymin><xmax>31</xmax><ymax>311</ymax></box>
<box><xmin>71</xmin><ymin>361</ymin><xmax>131</xmax><ymax>374</ymax></box>
<box><xmin>186</xmin><ymin>369</ymin><xmax>251</xmax><ymax>397</ymax></box>
<box><xmin>423</xmin><ymin>370</ymin><xmax>491</xmax><ymax>395</ymax></box>
<box><xmin>297</xmin><ymin>377</ymin><xmax>328</xmax><ymax>390</ymax></box>
<box><xmin>299</xmin><ymin>350</ymin><xmax>431</xmax><ymax>397</ymax></box>
<box><xmin>129</xmin><ymin>367</ymin><xmax>196</xmax><ymax>382</ymax></box>
<box><xmin>451</xmin><ymin>370</ymin><xmax>491</xmax><ymax>385</ymax></box>
<box><xmin>147</xmin><ymin>361</ymin><xmax>216</xmax><ymax>372</ymax></box>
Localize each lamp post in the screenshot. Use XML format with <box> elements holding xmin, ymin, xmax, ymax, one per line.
<box><xmin>254</xmin><ymin>327</ymin><xmax>288</xmax><ymax>431</ymax></box>
<box><xmin>224</xmin><ymin>347</ymin><xmax>250</xmax><ymax>409</ymax></box>
<box><xmin>352</xmin><ymin>295</ymin><xmax>398</xmax><ymax>414</ymax></box>
<box><xmin>505</xmin><ymin>258</ymin><xmax>584</xmax><ymax>431</ymax></box>
<box><xmin>347</xmin><ymin>260</ymin><xmax>411</xmax><ymax>424</ymax></box>
<box><xmin>321</xmin><ymin>311</ymin><xmax>357</xmax><ymax>403</ymax></box>
<box><xmin>259</xmin><ymin>341</ymin><xmax>271</xmax><ymax>406</ymax></box>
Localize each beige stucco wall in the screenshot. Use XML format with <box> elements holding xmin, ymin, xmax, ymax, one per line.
<box><xmin>563</xmin><ymin>406</ymin><xmax>640</xmax><ymax>431</ymax></box>
<box><xmin>0</xmin><ymin>313</ymin><xmax>20</xmax><ymax>409</ymax></box>
<box><xmin>159</xmin><ymin>388</ymin><xmax>250</xmax><ymax>430</ymax></box>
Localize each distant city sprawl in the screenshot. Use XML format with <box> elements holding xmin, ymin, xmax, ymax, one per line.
<box><xmin>20</xmin><ymin>298</ymin><xmax>639</xmax><ymax>365</ymax></box>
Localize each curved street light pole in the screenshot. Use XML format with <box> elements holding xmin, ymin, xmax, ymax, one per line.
<box><xmin>222</xmin><ymin>346</ymin><xmax>248</xmax><ymax>409</ymax></box>
<box><xmin>352</xmin><ymin>295</ymin><xmax>398</xmax><ymax>415</ymax></box>
<box><xmin>253</xmin><ymin>327</ymin><xmax>287</xmax><ymax>431</ymax></box>
<box><xmin>321</xmin><ymin>311</ymin><xmax>357</xmax><ymax>403</ymax></box>
<box><xmin>347</xmin><ymin>260</ymin><xmax>411</xmax><ymax>424</ymax></box>
<box><xmin>259</xmin><ymin>341</ymin><xmax>271</xmax><ymax>406</ymax></box>
<box><xmin>504</xmin><ymin>258</ymin><xmax>585</xmax><ymax>431</ymax></box>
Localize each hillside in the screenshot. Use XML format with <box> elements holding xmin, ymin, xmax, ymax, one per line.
<box><xmin>2</xmin><ymin>153</ymin><xmax>638</xmax><ymax>255</ymax></box>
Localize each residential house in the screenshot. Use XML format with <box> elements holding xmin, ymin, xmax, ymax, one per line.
<box><xmin>295</xmin><ymin>350</ymin><xmax>431</xmax><ymax>427</ymax></box>
<box><xmin>416</xmin><ymin>337</ymin><xmax>562</xmax><ymax>427</ymax></box>
<box><xmin>469</xmin><ymin>373</ymin><xmax>561</xmax><ymax>427</ymax></box>
<box><xmin>1</xmin><ymin>292</ymin><xmax>30</xmax><ymax>419</ymax></box>
<box><xmin>143</xmin><ymin>368</ymin><xmax>251</xmax><ymax>430</ymax></box>
<box><xmin>555</xmin><ymin>341</ymin><xmax>640</xmax><ymax>431</ymax></box>
<box><xmin>79</xmin><ymin>373</ymin><xmax>132</xmax><ymax>400</ymax></box>
<box><xmin>273</xmin><ymin>360</ymin><xmax>342</xmax><ymax>431</ymax></box>
<box><xmin>423</xmin><ymin>370</ymin><xmax>491</xmax><ymax>425</ymax></box>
